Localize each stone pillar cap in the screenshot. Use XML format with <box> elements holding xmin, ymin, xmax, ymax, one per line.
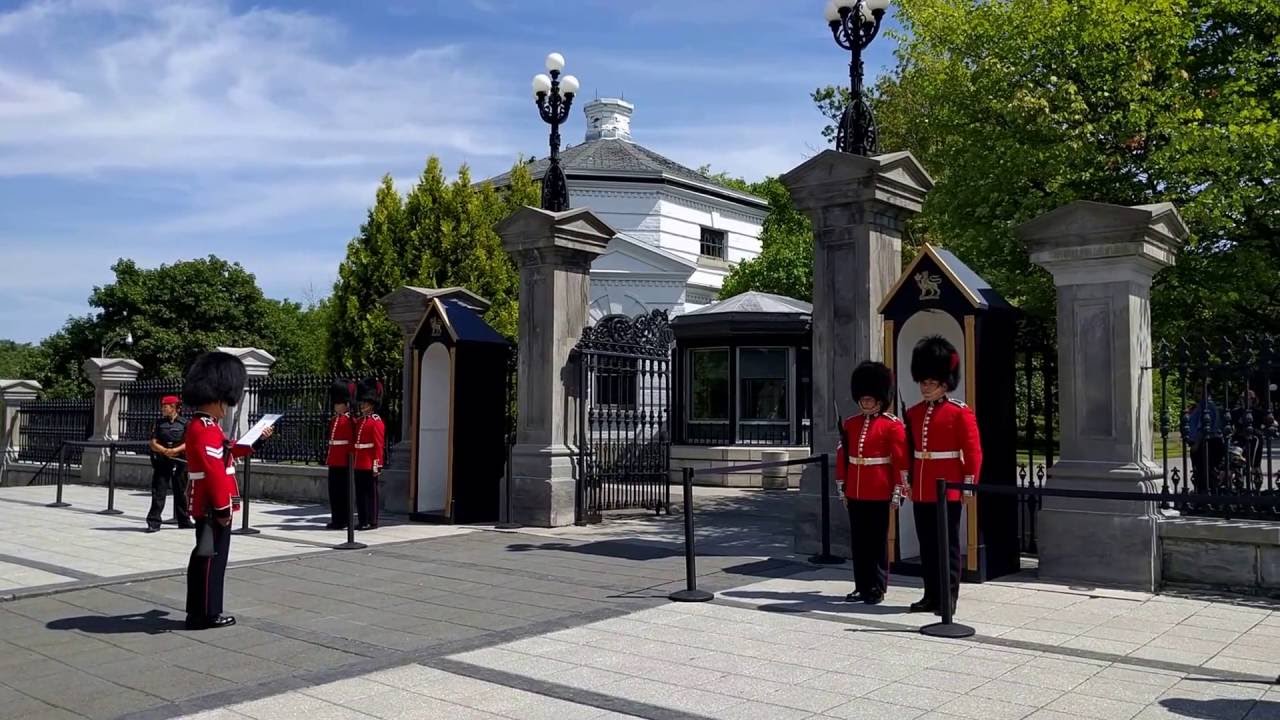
<box><xmin>498</xmin><ymin>206</ymin><xmax>616</xmax><ymax>258</ymax></box>
<box><xmin>83</xmin><ymin>357</ymin><xmax>143</xmax><ymax>383</ymax></box>
<box><xmin>380</xmin><ymin>286</ymin><xmax>492</xmax><ymax>336</ymax></box>
<box><xmin>214</xmin><ymin>347</ymin><xmax>276</xmax><ymax>376</ymax></box>
<box><xmin>1016</xmin><ymin>200</ymin><xmax>1188</xmax><ymax>270</ymax></box>
<box><xmin>781</xmin><ymin>149</ymin><xmax>934</xmax><ymax>216</ymax></box>
<box><xmin>0</xmin><ymin>379</ymin><xmax>41</xmax><ymax>400</ymax></box>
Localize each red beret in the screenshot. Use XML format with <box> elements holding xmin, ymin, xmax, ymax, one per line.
<box><xmin>160</xmin><ymin>395</ymin><xmax>180</xmax><ymax>406</ymax></box>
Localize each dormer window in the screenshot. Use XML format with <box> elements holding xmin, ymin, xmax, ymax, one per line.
<box><xmin>700</xmin><ymin>228</ymin><xmax>727</xmax><ymax>260</ymax></box>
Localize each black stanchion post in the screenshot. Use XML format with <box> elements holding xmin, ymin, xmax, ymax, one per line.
<box><xmin>335</xmin><ymin>451</ymin><xmax>366</xmax><ymax>550</ymax></box>
<box><xmin>232</xmin><ymin>455</ymin><xmax>260</xmax><ymax>536</ymax></box>
<box><xmin>49</xmin><ymin>442</ymin><xmax>70</xmax><ymax>508</ymax></box>
<box><xmin>669</xmin><ymin>467</ymin><xmax>712</xmax><ymax>602</ymax></box>
<box><xmin>810</xmin><ymin>453</ymin><xmax>844</xmax><ymax>565</ymax></box>
<box><xmin>99</xmin><ymin>442</ymin><xmax>123</xmax><ymax>515</ymax></box>
<box><xmin>921</xmin><ymin>478</ymin><xmax>975</xmax><ymax>639</ymax></box>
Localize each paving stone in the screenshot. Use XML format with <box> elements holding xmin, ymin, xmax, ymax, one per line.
<box><xmin>824</xmin><ymin>697</ymin><xmax>927</xmax><ymax>719</ymax></box>
<box><xmin>1046</xmin><ymin>692</ymin><xmax>1146</xmax><ymax>720</ymax></box>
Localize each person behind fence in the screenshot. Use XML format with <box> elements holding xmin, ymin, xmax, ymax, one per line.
<box><xmin>906</xmin><ymin>335</ymin><xmax>982</xmax><ymax>616</ymax></box>
<box><xmin>145</xmin><ymin>394</ymin><xmax>191</xmax><ymax>533</ymax></box>
<box><xmin>1185</xmin><ymin>377</ymin><xmax>1224</xmax><ymax>494</ymax></box>
<box><xmin>352</xmin><ymin>379</ymin><xmax>385</xmax><ymax>531</ymax></box>
<box><xmin>836</xmin><ymin>361</ymin><xmax>908</xmax><ymax>605</ymax></box>
<box><xmin>325</xmin><ymin>380</ymin><xmax>355</xmax><ymax>530</ymax></box>
<box><xmin>181</xmin><ymin>351</ymin><xmax>273</xmax><ymax>631</ymax></box>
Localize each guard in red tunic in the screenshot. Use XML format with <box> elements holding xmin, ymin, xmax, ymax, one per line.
<box><xmin>325</xmin><ymin>380</ymin><xmax>355</xmax><ymax>530</ymax></box>
<box><xmin>837</xmin><ymin>361</ymin><xmax>909</xmax><ymax>605</ymax></box>
<box><xmin>352</xmin><ymin>379</ymin><xmax>386</xmax><ymax>530</ymax></box>
<box><xmin>906</xmin><ymin>336</ymin><xmax>982</xmax><ymax>615</ymax></box>
<box><xmin>182</xmin><ymin>351</ymin><xmax>273</xmax><ymax>630</ymax></box>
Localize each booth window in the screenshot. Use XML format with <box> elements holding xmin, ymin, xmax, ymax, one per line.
<box><xmin>687</xmin><ymin>348</ymin><xmax>730</xmax><ymax>443</ymax></box>
<box><xmin>700</xmin><ymin>228</ymin><xmax>727</xmax><ymax>260</ymax></box>
<box><xmin>594</xmin><ymin>357</ymin><xmax>638</xmax><ymax>409</ymax></box>
<box><xmin>738</xmin><ymin>347</ymin><xmax>790</xmax><ymax>445</ymax></box>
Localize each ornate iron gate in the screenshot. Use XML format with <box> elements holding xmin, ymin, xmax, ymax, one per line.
<box><xmin>1015</xmin><ymin>319</ymin><xmax>1058</xmax><ymax>556</ymax></box>
<box><xmin>574</xmin><ymin>310</ymin><xmax>674</xmax><ymax>523</ymax></box>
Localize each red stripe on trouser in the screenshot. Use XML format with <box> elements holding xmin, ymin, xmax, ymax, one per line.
<box><xmin>204</xmin><ymin>556</ymin><xmax>212</xmax><ymax>618</ymax></box>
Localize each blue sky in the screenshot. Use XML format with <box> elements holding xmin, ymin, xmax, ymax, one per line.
<box><xmin>0</xmin><ymin>0</ymin><xmax>900</xmax><ymax>343</ymax></box>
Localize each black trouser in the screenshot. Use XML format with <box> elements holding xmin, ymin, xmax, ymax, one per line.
<box><xmin>186</xmin><ymin>519</ymin><xmax>231</xmax><ymax>621</ymax></box>
<box><xmin>1190</xmin><ymin>438</ymin><xmax>1225</xmax><ymax>494</ymax></box>
<box><xmin>355</xmin><ymin>470</ymin><xmax>379</xmax><ymax>528</ymax></box>
<box><xmin>147</xmin><ymin>458</ymin><xmax>189</xmax><ymax>528</ymax></box>
<box><xmin>327</xmin><ymin>466</ymin><xmax>350</xmax><ymax>527</ymax></box>
<box><xmin>913</xmin><ymin>500</ymin><xmax>962</xmax><ymax>607</ymax></box>
<box><xmin>847</xmin><ymin>500</ymin><xmax>891</xmax><ymax>596</ymax></box>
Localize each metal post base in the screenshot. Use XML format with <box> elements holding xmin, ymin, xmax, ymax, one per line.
<box><xmin>98</xmin><ymin>509</ymin><xmax>123</xmax><ymax>515</ymax></box>
<box><xmin>808</xmin><ymin>553</ymin><xmax>845</xmax><ymax>565</ymax></box>
<box><xmin>333</xmin><ymin>541</ymin><xmax>367</xmax><ymax>550</ymax></box>
<box><xmin>920</xmin><ymin>621</ymin><xmax>975</xmax><ymax>639</ymax></box>
<box><xmin>668</xmin><ymin>589</ymin><xmax>714</xmax><ymax>603</ymax></box>
<box><xmin>47</xmin><ymin>502</ymin><xmax>71</xmax><ymax>508</ymax></box>
<box><xmin>231</xmin><ymin>528</ymin><xmax>261</xmax><ymax>536</ymax></box>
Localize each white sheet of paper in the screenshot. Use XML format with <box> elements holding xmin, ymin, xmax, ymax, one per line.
<box><xmin>236</xmin><ymin>413</ymin><xmax>282</xmax><ymax>447</ymax></box>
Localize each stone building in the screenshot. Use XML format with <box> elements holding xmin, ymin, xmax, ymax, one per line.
<box><xmin>484</xmin><ymin>97</ymin><xmax>769</xmax><ymax>320</ymax></box>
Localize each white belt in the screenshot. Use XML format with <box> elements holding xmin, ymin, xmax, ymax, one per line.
<box><xmin>915</xmin><ymin>451</ymin><xmax>961</xmax><ymax>460</ymax></box>
<box><xmin>188</xmin><ymin>466</ymin><xmax>235</xmax><ymax>480</ymax></box>
<box><xmin>329</xmin><ymin>440</ymin><xmax>350</xmax><ymax>446</ymax></box>
<box><xmin>354</xmin><ymin>443</ymin><xmax>374</xmax><ymax>449</ymax></box>
<box><xmin>848</xmin><ymin>456</ymin><xmax>891</xmax><ymax>466</ymax></box>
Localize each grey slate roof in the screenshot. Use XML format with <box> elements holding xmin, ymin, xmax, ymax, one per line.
<box><xmin>680</xmin><ymin>291</ymin><xmax>812</xmax><ymax>318</ymax></box>
<box><xmin>482</xmin><ymin>138</ymin><xmax>768</xmax><ymax>210</ymax></box>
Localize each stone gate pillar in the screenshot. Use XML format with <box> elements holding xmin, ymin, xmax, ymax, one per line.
<box><xmin>781</xmin><ymin>150</ymin><xmax>933</xmax><ymax>556</ymax></box>
<box><xmin>498</xmin><ymin>207</ymin><xmax>614</xmax><ymax>527</ymax></box>
<box><xmin>215</xmin><ymin>347</ymin><xmax>275</xmax><ymax>440</ymax></box>
<box><xmin>1016</xmin><ymin>201</ymin><xmax>1186</xmax><ymax>591</ymax></box>
<box><xmin>83</xmin><ymin>358</ymin><xmax>143</xmax><ymax>483</ymax></box>
<box><xmin>0</xmin><ymin>379</ymin><xmax>41</xmax><ymax>465</ymax></box>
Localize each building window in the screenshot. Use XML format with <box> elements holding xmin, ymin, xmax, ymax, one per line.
<box><xmin>738</xmin><ymin>347</ymin><xmax>790</xmax><ymax>445</ymax></box>
<box><xmin>687</xmin><ymin>348</ymin><xmax>730</xmax><ymax>443</ymax></box>
<box><xmin>594</xmin><ymin>357</ymin><xmax>637</xmax><ymax>408</ymax></box>
<box><xmin>700</xmin><ymin>228</ymin><xmax>727</xmax><ymax>260</ymax></box>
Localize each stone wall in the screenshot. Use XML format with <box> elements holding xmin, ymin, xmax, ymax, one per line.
<box><xmin>1160</xmin><ymin>518</ymin><xmax>1280</xmax><ymax>597</ymax></box>
<box><xmin>670</xmin><ymin>445</ymin><xmax>808</xmax><ymax>488</ymax></box>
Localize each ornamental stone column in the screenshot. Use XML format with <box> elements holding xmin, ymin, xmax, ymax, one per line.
<box><xmin>0</xmin><ymin>379</ymin><xmax>40</xmax><ymax>468</ymax></box>
<box><xmin>782</xmin><ymin>150</ymin><xmax>933</xmax><ymax>557</ymax></box>
<box><xmin>498</xmin><ymin>206</ymin><xmax>614</xmax><ymax>527</ymax></box>
<box><xmin>1016</xmin><ymin>201</ymin><xmax>1187</xmax><ymax>591</ymax></box>
<box><xmin>83</xmin><ymin>358</ymin><xmax>143</xmax><ymax>483</ymax></box>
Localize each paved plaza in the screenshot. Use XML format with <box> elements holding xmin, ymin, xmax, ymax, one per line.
<box><xmin>0</xmin><ymin>484</ymin><xmax>1276</xmax><ymax>720</ymax></box>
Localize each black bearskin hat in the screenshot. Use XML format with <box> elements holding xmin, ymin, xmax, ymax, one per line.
<box><xmin>850</xmin><ymin>361</ymin><xmax>893</xmax><ymax>408</ymax></box>
<box><xmin>329</xmin><ymin>380</ymin><xmax>351</xmax><ymax>405</ymax></box>
<box><xmin>357</xmin><ymin>378</ymin><xmax>382</xmax><ymax>407</ymax></box>
<box><xmin>181</xmin><ymin>352</ymin><xmax>247</xmax><ymax>408</ymax></box>
<box><xmin>910</xmin><ymin>335</ymin><xmax>960</xmax><ymax>391</ymax></box>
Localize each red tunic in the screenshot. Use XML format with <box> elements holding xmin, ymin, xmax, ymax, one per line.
<box><xmin>836</xmin><ymin>412</ymin><xmax>909</xmax><ymax>501</ymax></box>
<box><xmin>184</xmin><ymin>414</ymin><xmax>252</xmax><ymax>519</ymax></box>
<box><xmin>353</xmin><ymin>413</ymin><xmax>385</xmax><ymax>473</ymax></box>
<box><xmin>325</xmin><ymin>413</ymin><xmax>355</xmax><ymax>468</ymax></box>
<box><xmin>905</xmin><ymin>398</ymin><xmax>982</xmax><ymax>503</ymax></box>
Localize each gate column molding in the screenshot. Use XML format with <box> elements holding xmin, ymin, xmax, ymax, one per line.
<box><xmin>499</xmin><ymin>206</ymin><xmax>614</xmax><ymax>527</ymax></box>
<box><xmin>214</xmin><ymin>347</ymin><xmax>274</xmax><ymax>440</ymax></box>
<box><xmin>83</xmin><ymin>357</ymin><xmax>143</xmax><ymax>484</ymax></box>
<box><xmin>0</xmin><ymin>379</ymin><xmax>41</xmax><ymax>465</ymax></box>
<box><xmin>1017</xmin><ymin>200</ymin><xmax>1187</xmax><ymax>591</ymax></box>
<box><xmin>781</xmin><ymin>150</ymin><xmax>933</xmax><ymax>556</ymax></box>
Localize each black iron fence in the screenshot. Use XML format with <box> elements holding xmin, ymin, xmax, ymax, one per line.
<box><xmin>1015</xmin><ymin>327</ymin><xmax>1058</xmax><ymax>555</ymax></box>
<box><xmin>7</xmin><ymin>399</ymin><xmax>93</xmax><ymax>465</ymax></box>
<box><xmin>683</xmin><ymin>419</ymin><xmax>812</xmax><ymax>447</ymax></box>
<box><xmin>1154</xmin><ymin>336</ymin><xmax>1280</xmax><ymax>520</ymax></box>
<box><xmin>116</xmin><ymin>372</ymin><xmax>402</xmax><ymax>467</ymax></box>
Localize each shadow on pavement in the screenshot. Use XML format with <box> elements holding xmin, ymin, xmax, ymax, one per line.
<box><xmin>719</xmin><ymin>588</ymin><xmax>914</xmax><ymax>616</ymax></box>
<box><xmin>505</xmin><ymin>540</ymin><xmax>682</xmax><ymax>561</ymax></box>
<box><xmin>1160</xmin><ymin>698</ymin><xmax>1280</xmax><ymax>719</ymax></box>
<box><xmin>46</xmin><ymin>609</ymin><xmax>184</xmax><ymax>635</ymax></box>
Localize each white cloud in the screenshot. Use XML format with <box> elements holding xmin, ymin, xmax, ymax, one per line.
<box><xmin>0</xmin><ymin>0</ymin><xmax>513</xmax><ymax>178</ymax></box>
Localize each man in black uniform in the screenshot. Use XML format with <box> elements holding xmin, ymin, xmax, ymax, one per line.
<box><xmin>146</xmin><ymin>394</ymin><xmax>191</xmax><ymax>533</ymax></box>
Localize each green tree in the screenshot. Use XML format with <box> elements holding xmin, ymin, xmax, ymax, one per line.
<box><xmin>0</xmin><ymin>340</ymin><xmax>41</xmax><ymax>379</ymax></box>
<box><xmin>24</xmin><ymin>256</ymin><xmax>320</xmax><ymax>395</ymax></box>
<box><xmin>705</xmin><ymin>172</ymin><xmax>816</xmax><ymax>302</ymax></box>
<box><xmin>812</xmin><ymin>0</ymin><xmax>1279</xmax><ymax>341</ymax></box>
<box><xmin>328</xmin><ymin>159</ymin><xmax>539</xmax><ymax>378</ymax></box>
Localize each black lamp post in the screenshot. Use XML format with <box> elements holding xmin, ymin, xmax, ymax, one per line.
<box><xmin>532</xmin><ymin>53</ymin><xmax>580</xmax><ymax>212</ymax></box>
<box><xmin>826</xmin><ymin>0</ymin><xmax>889</xmax><ymax>156</ymax></box>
